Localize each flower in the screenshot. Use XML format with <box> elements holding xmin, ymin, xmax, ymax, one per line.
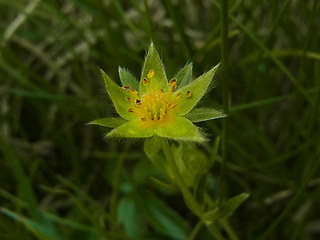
<box><xmin>90</xmin><ymin>43</ymin><xmax>225</xmax><ymax>142</ymax></box>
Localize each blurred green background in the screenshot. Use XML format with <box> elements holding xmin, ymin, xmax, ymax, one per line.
<box><xmin>0</xmin><ymin>0</ymin><xmax>319</xmax><ymax>239</ymax></box>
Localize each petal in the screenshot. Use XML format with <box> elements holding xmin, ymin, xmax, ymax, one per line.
<box><xmin>139</xmin><ymin>43</ymin><xmax>168</xmax><ymax>93</ymax></box>
<box><xmin>154</xmin><ymin>117</ymin><xmax>205</xmax><ymax>142</ymax></box>
<box><xmin>118</xmin><ymin>67</ymin><xmax>139</xmax><ymax>90</ymax></box>
<box><xmin>175</xmin><ymin>62</ymin><xmax>193</xmax><ymax>89</ymax></box>
<box><xmin>174</xmin><ymin>63</ymin><xmax>220</xmax><ymax>115</ymax></box>
<box><xmin>88</xmin><ymin>117</ymin><xmax>127</xmax><ymax>128</ymax></box>
<box><xmin>185</xmin><ymin>108</ymin><xmax>226</xmax><ymax>122</ymax></box>
<box><xmin>107</xmin><ymin>120</ymin><xmax>155</xmax><ymax>138</ymax></box>
<box><xmin>101</xmin><ymin>69</ymin><xmax>136</xmax><ymax>121</ymax></box>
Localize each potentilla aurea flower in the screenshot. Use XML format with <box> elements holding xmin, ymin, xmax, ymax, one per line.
<box><xmin>90</xmin><ymin>43</ymin><xmax>225</xmax><ymax>142</ymax></box>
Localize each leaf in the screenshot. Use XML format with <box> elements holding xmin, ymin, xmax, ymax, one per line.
<box><xmin>144</xmin><ymin>135</ymin><xmax>161</xmax><ymax>158</ymax></box>
<box><xmin>154</xmin><ymin>117</ymin><xmax>205</xmax><ymax>142</ymax></box>
<box><xmin>139</xmin><ymin>43</ymin><xmax>168</xmax><ymax>94</ymax></box>
<box><xmin>150</xmin><ymin>177</ymin><xmax>178</xmax><ymax>192</ymax></box>
<box><xmin>0</xmin><ymin>208</ymin><xmax>61</xmax><ymax>240</ymax></box>
<box><xmin>174</xmin><ymin>63</ymin><xmax>220</xmax><ymax>115</ymax></box>
<box><xmin>88</xmin><ymin>117</ymin><xmax>127</xmax><ymax>128</ymax></box>
<box><xmin>117</xmin><ymin>197</ymin><xmax>144</xmax><ymax>238</ymax></box>
<box><xmin>218</xmin><ymin>193</ymin><xmax>249</xmax><ymax>218</ymax></box>
<box><xmin>100</xmin><ymin>69</ymin><xmax>136</xmax><ymax>121</ymax></box>
<box><xmin>107</xmin><ymin>120</ymin><xmax>155</xmax><ymax>138</ymax></box>
<box><xmin>118</xmin><ymin>67</ymin><xmax>139</xmax><ymax>90</ymax></box>
<box><xmin>175</xmin><ymin>62</ymin><xmax>193</xmax><ymax>89</ymax></box>
<box><xmin>138</xmin><ymin>192</ymin><xmax>188</xmax><ymax>240</ymax></box>
<box><xmin>185</xmin><ymin>108</ymin><xmax>226</xmax><ymax>122</ymax></box>
<box><xmin>203</xmin><ymin>193</ymin><xmax>249</xmax><ymax>224</ymax></box>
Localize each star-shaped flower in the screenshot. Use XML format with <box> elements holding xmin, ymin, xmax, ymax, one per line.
<box><xmin>90</xmin><ymin>43</ymin><xmax>225</xmax><ymax>142</ymax></box>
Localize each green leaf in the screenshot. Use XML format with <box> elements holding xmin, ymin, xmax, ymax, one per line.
<box><xmin>174</xmin><ymin>63</ymin><xmax>220</xmax><ymax>115</ymax></box>
<box><xmin>100</xmin><ymin>69</ymin><xmax>135</xmax><ymax>121</ymax></box>
<box><xmin>185</xmin><ymin>108</ymin><xmax>226</xmax><ymax>122</ymax></box>
<box><xmin>175</xmin><ymin>62</ymin><xmax>193</xmax><ymax>89</ymax></box>
<box><xmin>140</xmin><ymin>43</ymin><xmax>168</xmax><ymax>93</ymax></box>
<box><xmin>107</xmin><ymin>120</ymin><xmax>155</xmax><ymax>138</ymax></box>
<box><xmin>138</xmin><ymin>192</ymin><xmax>188</xmax><ymax>240</ymax></box>
<box><xmin>218</xmin><ymin>193</ymin><xmax>249</xmax><ymax>218</ymax></box>
<box><xmin>203</xmin><ymin>193</ymin><xmax>249</xmax><ymax>224</ymax></box>
<box><xmin>150</xmin><ymin>177</ymin><xmax>178</xmax><ymax>192</ymax></box>
<box><xmin>155</xmin><ymin>117</ymin><xmax>205</xmax><ymax>142</ymax></box>
<box><xmin>117</xmin><ymin>197</ymin><xmax>144</xmax><ymax>238</ymax></box>
<box><xmin>0</xmin><ymin>208</ymin><xmax>61</xmax><ymax>240</ymax></box>
<box><xmin>88</xmin><ymin>117</ymin><xmax>127</xmax><ymax>128</ymax></box>
<box><xmin>118</xmin><ymin>67</ymin><xmax>139</xmax><ymax>90</ymax></box>
<box><xmin>144</xmin><ymin>135</ymin><xmax>161</xmax><ymax>157</ymax></box>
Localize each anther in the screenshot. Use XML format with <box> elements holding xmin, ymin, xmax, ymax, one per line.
<box><xmin>143</xmin><ymin>78</ymin><xmax>148</xmax><ymax>86</ymax></box>
<box><xmin>176</xmin><ymin>93</ymin><xmax>182</xmax><ymax>99</ymax></box>
<box><xmin>126</xmin><ymin>97</ymin><xmax>132</xmax><ymax>102</ymax></box>
<box><xmin>169</xmin><ymin>103</ymin><xmax>177</xmax><ymax>109</ymax></box>
<box><xmin>122</xmin><ymin>86</ymin><xmax>131</xmax><ymax>90</ymax></box>
<box><xmin>135</xmin><ymin>99</ymin><xmax>141</xmax><ymax>105</ymax></box>
<box><xmin>147</xmin><ymin>69</ymin><xmax>154</xmax><ymax>79</ymax></box>
<box><xmin>160</xmin><ymin>89</ymin><xmax>164</xmax><ymax>93</ymax></box>
<box><xmin>141</xmin><ymin>117</ymin><xmax>146</xmax><ymax>121</ymax></box>
<box><xmin>128</xmin><ymin>108</ymin><xmax>134</xmax><ymax>112</ymax></box>
<box><xmin>169</xmin><ymin>78</ymin><xmax>177</xmax><ymax>87</ymax></box>
<box><xmin>131</xmin><ymin>89</ymin><xmax>138</xmax><ymax>95</ymax></box>
<box><xmin>187</xmin><ymin>91</ymin><xmax>192</xmax><ymax>98</ymax></box>
<box><xmin>172</xmin><ymin>85</ymin><xmax>177</xmax><ymax>91</ymax></box>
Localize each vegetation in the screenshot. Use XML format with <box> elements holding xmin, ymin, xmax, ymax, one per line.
<box><xmin>0</xmin><ymin>0</ymin><xmax>319</xmax><ymax>239</ymax></box>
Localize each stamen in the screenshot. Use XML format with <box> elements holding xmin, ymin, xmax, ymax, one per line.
<box><xmin>175</xmin><ymin>93</ymin><xmax>182</xmax><ymax>99</ymax></box>
<box><xmin>141</xmin><ymin>117</ymin><xmax>146</xmax><ymax>121</ymax></box>
<box><xmin>143</xmin><ymin>78</ymin><xmax>148</xmax><ymax>86</ymax></box>
<box><xmin>126</xmin><ymin>97</ymin><xmax>132</xmax><ymax>102</ymax></box>
<box><xmin>135</xmin><ymin>99</ymin><xmax>141</xmax><ymax>105</ymax></box>
<box><xmin>128</xmin><ymin>108</ymin><xmax>134</xmax><ymax>112</ymax></box>
<box><xmin>147</xmin><ymin>69</ymin><xmax>154</xmax><ymax>79</ymax></box>
<box><xmin>131</xmin><ymin>89</ymin><xmax>138</xmax><ymax>95</ymax></box>
<box><xmin>187</xmin><ymin>91</ymin><xmax>192</xmax><ymax>98</ymax></box>
<box><xmin>122</xmin><ymin>86</ymin><xmax>131</xmax><ymax>90</ymax></box>
<box><xmin>169</xmin><ymin>78</ymin><xmax>177</xmax><ymax>87</ymax></box>
<box><xmin>171</xmin><ymin>85</ymin><xmax>177</xmax><ymax>91</ymax></box>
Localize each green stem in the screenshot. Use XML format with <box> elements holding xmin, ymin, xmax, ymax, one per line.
<box><xmin>160</xmin><ymin>139</ymin><xmax>227</xmax><ymax>240</ymax></box>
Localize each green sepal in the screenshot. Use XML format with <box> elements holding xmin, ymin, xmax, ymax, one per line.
<box><xmin>144</xmin><ymin>135</ymin><xmax>162</xmax><ymax>158</ymax></box>
<box><xmin>154</xmin><ymin>117</ymin><xmax>205</xmax><ymax>142</ymax></box>
<box><xmin>174</xmin><ymin>63</ymin><xmax>220</xmax><ymax>115</ymax></box>
<box><xmin>185</xmin><ymin>108</ymin><xmax>226</xmax><ymax>122</ymax></box>
<box><xmin>171</xmin><ymin>143</ymin><xmax>208</xmax><ymax>187</ymax></box>
<box><xmin>88</xmin><ymin>117</ymin><xmax>127</xmax><ymax>128</ymax></box>
<box><xmin>118</xmin><ymin>67</ymin><xmax>139</xmax><ymax>90</ymax></box>
<box><xmin>107</xmin><ymin>120</ymin><xmax>155</xmax><ymax>138</ymax></box>
<box><xmin>203</xmin><ymin>193</ymin><xmax>249</xmax><ymax>224</ymax></box>
<box><xmin>100</xmin><ymin>69</ymin><xmax>135</xmax><ymax>121</ymax></box>
<box><xmin>140</xmin><ymin>43</ymin><xmax>168</xmax><ymax>94</ymax></box>
<box><xmin>175</xmin><ymin>62</ymin><xmax>193</xmax><ymax>89</ymax></box>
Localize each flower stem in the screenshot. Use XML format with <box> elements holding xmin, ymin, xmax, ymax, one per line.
<box><xmin>160</xmin><ymin>139</ymin><xmax>227</xmax><ymax>240</ymax></box>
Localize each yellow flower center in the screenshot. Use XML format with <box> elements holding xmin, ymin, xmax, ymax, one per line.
<box><xmin>123</xmin><ymin>70</ymin><xmax>191</xmax><ymax>127</ymax></box>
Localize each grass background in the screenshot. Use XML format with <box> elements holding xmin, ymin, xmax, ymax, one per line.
<box><xmin>0</xmin><ymin>0</ymin><xmax>319</xmax><ymax>239</ymax></box>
